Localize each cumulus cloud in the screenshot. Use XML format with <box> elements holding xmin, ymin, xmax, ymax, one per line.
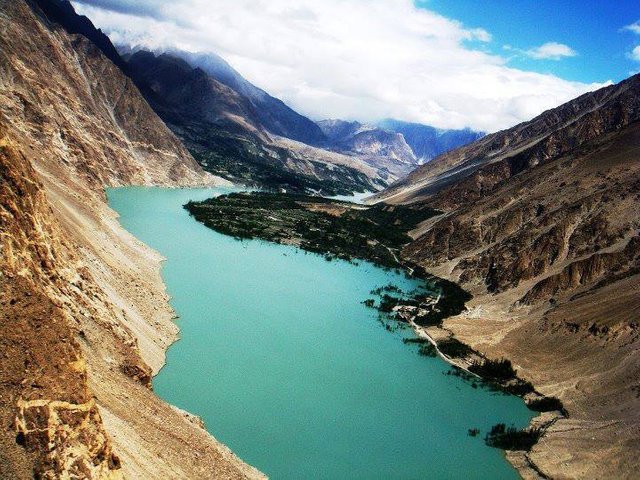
<box><xmin>623</xmin><ymin>21</ymin><xmax>640</xmax><ymax>35</ymax></box>
<box><xmin>621</xmin><ymin>21</ymin><xmax>640</xmax><ymax>64</ymax></box>
<box><xmin>71</xmin><ymin>0</ymin><xmax>605</xmax><ymax>132</ymax></box>
<box><xmin>525</xmin><ymin>42</ymin><xmax>577</xmax><ymax>60</ymax></box>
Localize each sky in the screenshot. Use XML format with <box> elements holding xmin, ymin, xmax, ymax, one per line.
<box><xmin>71</xmin><ymin>0</ymin><xmax>640</xmax><ymax>132</ymax></box>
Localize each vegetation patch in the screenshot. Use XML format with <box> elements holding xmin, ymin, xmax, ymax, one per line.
<box><xmin>527</xmin><ymin>396</ymin><xmax>565</xmax><ymax>413</ymax></box>
<box><xmin>410</xmin><ymin>273</ymin><xmax>472</xmax><ymax>328</ymax></box>
<box><xmin>484</xmin><ymin>423</ymin><xmax>542</xmax><ymax>451</ymax></box>
<box><xmin>458</xmin><ymin>358</ymin><xmax>537</xmax><ymax>397</ymax></box>
<box><xmin>503</xmin><ymin>380</ymin><xmax>535</xmax><ymax>396</ymax></box>
<box><xmin>401</xmin><ymin>338</ymin><xmax>429</xmax><ymax>344</ymax></box>
<box><xmin>417</xmin><ymin>343</ymin><xmax>437</xmax><ymax>357</ymax></box>
<box><xmin>436</xmin><ymin>338</ymin><xmax>475</xmax><ymax>358</ymax></box>
<box><xmin>185</xmin><ymin>192</ymin><xmax>439</xmax><ymax>268</ymax></box>
<box><xmin>469</xmin><ymin>358</ymin><xmax>517</xmax><ymax>381</ymax></box>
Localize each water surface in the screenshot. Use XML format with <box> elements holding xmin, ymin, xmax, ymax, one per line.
<box><xmin>107</xmin><ymin>186</ymin><xmax>533</xmax><ymax>479</ymax></box>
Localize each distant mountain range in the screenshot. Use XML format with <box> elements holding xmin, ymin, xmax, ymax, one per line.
<box><xmin>316</xmin><ymin>119</ymin><xmax>483</xmax><ymax>178</ymax></box>
<box><xmin>378</xmin><ymin>119</ymin><xmax>484</xmax><ymax>163</ymax></box>
<box><xmin>318</xmin><ymin>119</ymin><xmax>416</xmax><ymax>163</ymax></box>
<box><xmin>317</xmin><ymin>119</ymin><xmax>418</xmax><ymax>180</ymax></box>
<box><xmin>122</xmin><ymin>47</ymin><xmax>481</xmax><ymax>193</ymax></box>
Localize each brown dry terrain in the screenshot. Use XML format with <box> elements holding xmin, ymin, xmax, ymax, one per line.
<box><xmin>376</xmin><ymin>75</ymin><xmax>640</xmax><ymax>478</ymax></box>
<box><xmin>0</xmin><ymin>1</ymin><xmax>262</xmax><ymax>478</ymax></box>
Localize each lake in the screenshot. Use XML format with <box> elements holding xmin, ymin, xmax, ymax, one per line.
<box><xmin>107</xmin><ymin>186</ymin><xmax>534</xmax><ymax>479</ymax></box>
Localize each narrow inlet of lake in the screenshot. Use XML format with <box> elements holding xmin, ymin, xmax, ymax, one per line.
<box><xmin>107</xmin><ymin>186</ymin><xmax>534</xmax><ymax>480</ymax></box>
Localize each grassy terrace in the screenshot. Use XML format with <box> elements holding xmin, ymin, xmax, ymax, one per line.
<box><xmin>185</xmin><ymin>191</ymin><xmax>438</xmax><ymax>268</ymax></box>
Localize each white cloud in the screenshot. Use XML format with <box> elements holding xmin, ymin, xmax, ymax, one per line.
<box><xmin>71</xmin><ymin>0</ymin><xmax>605</xmax><ymax>132</ymax></box>
<box><xmin>623</xmin><ymin>21</ymin><xmax>640</xmax><ymax>35</ymax></box>
<box><xmin>631</xmin><ymin>45</ymin><xmax>640</xmax><ymax>62</ymax></box>
<box><xmin>525</xmin><ymin>42</ymin><xmax>577</xmax><ymax>60</ymax></box>
<box><xmin>468</xmin><ymin>28</ymin><xmax>492</xmax><ymax>43</ymax></box>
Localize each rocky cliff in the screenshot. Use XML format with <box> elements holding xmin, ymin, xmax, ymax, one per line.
<box><xmin>377</xmin><ymin>75</ymin><xmax>640</xmax><ymax>478</ymax></box>
<box><xmin>0</xmin><ymin>1</ymin><xmax>262</xmax><ymax>478</ymax></box>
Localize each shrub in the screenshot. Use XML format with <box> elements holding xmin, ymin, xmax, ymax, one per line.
<box><xmin>418</xmin><ymin>343</ymin><xmax>437</xmax><ymax>357</ymax></box>
<box><xmin>378</xmin><ymin>294</ymin><xmax>402</xmax><ymax>313</ymax></box>
<box><xmin>484</xmin><ymin>423</ymin><xmax>541</xmax><ymax>451</ymax></box>
<box><xmin>469</xmin><ymin>358</ymin><xmax>516</xmax><ymax>381</ymax></box>
<box><xmin>527</xmin><ymin>396</ymin><xmax>564</xmax><ymax>413</ymax></box>
<box><xmin>437</xmin><ymin>338</ymin><xmax>474</xmax><ymax>358</ymax></box>
<box><xmin>503</xmin><ymin>380</ymin><xmax>535</xmax><ymax>396</ymax></box>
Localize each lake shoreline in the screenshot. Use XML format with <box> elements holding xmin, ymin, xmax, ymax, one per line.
<box><xmin>112</xmin><ymin>189</ymin><xmax>531</xmax><ymax>478</ymax></box>
<box><xmin>182</xmin><ymin>190</ymin><xmax>563</xmax><ymax>475</ymax></box>
<box><xmin>399</xmin><ymin>259</ymin><xmax>566</xmax><ymax>477</ymax></box>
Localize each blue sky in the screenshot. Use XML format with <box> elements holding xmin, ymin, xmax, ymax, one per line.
<box><xmin>425</xmin><ymin>0</ymin><xmax>640</xmax><ymax>83</ymax></box>
<box><xmin>73</xmin><ymin>0</ymin><xmax>640</xmax><ymax>131</ymax></box>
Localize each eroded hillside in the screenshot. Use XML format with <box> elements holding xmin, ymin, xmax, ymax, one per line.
<box><xmin>0</xmin><ymin>1</ymin><xmax>262</xmax><ymax>478</ymax></box>
<box><xmin>377</xmin><ymin>75</ymin><xmax>640</xmax><ymax>478</ymax></box>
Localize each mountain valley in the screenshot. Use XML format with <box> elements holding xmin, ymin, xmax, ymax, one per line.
<box><xmin>1</xmin><ymin>0</ymin><xmax>638</xmax><ymax>479</ymax></box>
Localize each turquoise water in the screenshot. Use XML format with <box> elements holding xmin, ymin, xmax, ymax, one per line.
<box><xmin>107</xmin><ymin>187</ymin><xmax>533</xmax><ymax>480</ymax></box>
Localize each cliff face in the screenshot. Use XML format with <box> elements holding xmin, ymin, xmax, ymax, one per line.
<box><xmin>0</xmin><ymin>1</ymin><xmax>261</xmax><ymax>478</ymax></box>
<box><xmin>377</xmin><ymin>76</ymin><xmax>640</xmax><ymax>478</ymax></box>
<box><xmin>0</xmin><ymin>130</ymin><xmax>123</xmax><ymax>480</ymax></box>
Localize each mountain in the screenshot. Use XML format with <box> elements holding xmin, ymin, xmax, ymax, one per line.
<box><xmin>376</xmin><ymin>75</ymin><xmax>640</xmax><ymax>478</ymax></box>
<box><xmin>378</xmin><ymin>119</ymin><xmax>484</xmax><ymax>163</ymax></box>
<box><xmin>126</xmin><ymin>50</ymin><xmax>382</xmax><ymax>194</ymax></box>
<box><xmin>176</xmin><ymin>51</ymin><xmax>326</xmax><ymax>145</ymax></box>
<box><xmin>31</xmin><ymin>0</ymin><xmax>127</xmax><ymax>71</ymax></box>
<box><xmin>0</xmin><ymin>1</ymin><xmax>262</xmax><ymax>478</ymax></box>
<box><xmin>125</xmin><ymin>48</ymin><xmax>480</xmax><ymax>192</ymax></box>
<box><xmin>317</xmin><ymin>119</ymin><xmax>418</xmax><ymax>180</ymax></box>
<box><xmin>126</xmin><ymin>51</ymin><xmax>266</xmax><ymax>135</ymax></box>
<box><xmin>318</xmin><ymin>119</ymin><xmax>416</xmax><ymax>162</ymax></box>
<box><xmin>317</xmin><ymin>118</ymin><xmax>483</xmax><ymax>182</ymax></box>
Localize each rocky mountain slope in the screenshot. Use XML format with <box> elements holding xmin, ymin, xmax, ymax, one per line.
<box><xmin>175</xmin><ymin>50</ymin><xmax>327</xmax><ymax>145</ymax></box>
<box><xmin>121</xmin><ymin>45</ymin><xmax>481</xmax><ymax>193</ymax></box>
<box><xmin>317</xmin><ymin>119</ymin><xmax>418</xmax><ymax>179</ymax></box>
<box><xmin>32</xmin><ymin>0</ymin><xmax>127</xmax><ymax>71</ymax></box>
<box><xmin>317</xmin><ymin>119</ymin><xmax>483</xmax><ymax>182</ymax></box>
<box><xmin>378</xmin><ymin>119</ymin><xmax>484</xmax><ymax>163</ymax></box>
<box><xmin>0</xmin><ymin>0</ymin><xmax>262</xmax><ymax>478</ymax></box>
<box><xmin>377</xmin><ymin>74</ymin><xmax>640</xmax><ymax>478</ymax></box>
<box><xmin>126</xmin><ymin>50</ymin><xmax>381</xmax><ymax>194</ymax></box>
